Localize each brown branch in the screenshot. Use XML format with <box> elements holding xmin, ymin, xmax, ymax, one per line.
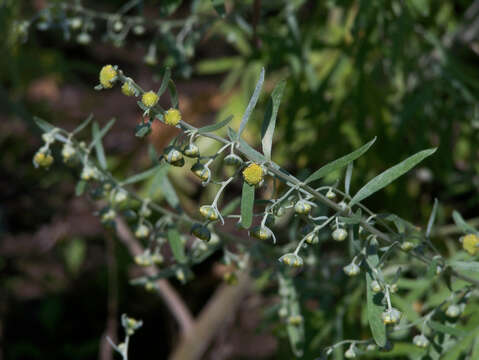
<box><xmin>99</xmin><ymin>232</ymin><xmax>119</xmax><ymax>360</ymax></box>
<box><xmin>115</xmin><ymin>218</ymin><xmax>195</xmax><ymax>336</ymax></box>
<box><xmin>169</xmin><ymin>271</ymin><xmax>251</xmax><ymax>360</ymax></box>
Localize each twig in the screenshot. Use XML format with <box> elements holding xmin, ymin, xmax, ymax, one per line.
<box><xmin>115</xmin><ymin>218</ymin><xmax>194</xmax><ymax>336</ymax></box>
<box><xmin>169</xmin><ymin>271</ymin><xmax>251</xmax><ymax>360</ymax></box>
<box><xmin>99</xmin><ymin>232</ymin><xmax>119</xmax><ymax>360</ymax></box>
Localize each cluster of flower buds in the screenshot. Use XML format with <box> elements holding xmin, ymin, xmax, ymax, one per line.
<box><xmin>121</xmin><ymin>314</ymin><xmax>143</xmax><ymax>336</ymax></box>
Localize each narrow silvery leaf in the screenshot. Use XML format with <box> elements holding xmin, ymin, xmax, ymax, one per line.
<box><xmin>345</xmin><ymin>163</ymin><xmax>353</xmax><ymax>195</ymax></box>
<box><xmin>238</xmin><ymin>68</ymin><xmax>265</xmax><ymax>140</ymax></box>
<box><xmin>122</xmin><ymin>164</ymin><xmax>163</xmax><ymax>185</ymax></box>
<box><xmin>149</xmin><ymin>165</ymin><xmax>168</xmax><ymax>198</ymax></box>
<box><xmin>452</xmin><ymin>210</ymin><xmax>479</xmax><ymax>235</ymax></box>
<box><xmin>72</xmin><ymin>113</ymin><xmax>93</xmax><ymax>135</ymax></box>
<box><xmin>350</xmin><ymin>148</ymin><xmax>437</xmax><ymax>206</ymax></box>
<box><xmin>305</xmin><ymin>138</ymin><xmax>376</xmax><ymax>184</ymax></box>
<box><xmin>92</xmin><ymin>122</ymin><xmax>107</xmax><ymax>169</ymax></box>
<box><xmin>89</xmin><ymin>118</ymin><xmax>116</xmax><ymax>151</ymax></box>
<box><xmin>228</xmin><ymin>127</ymin><xmax>268</xmax><ymax>163</ymax></box>
<box><xmin>449</xmin><ymin>261</ymin><xmax>479</xmax><ymax>273</ymax></box>
<box><xmin>75</xmin><ymin>180</ymin><xmax>86</xmax><ymax>196</ymax></box>
<box><xmin>168</xmin><ymin>79</ymin><xmax>178</xmax><ymax>109</ymax></box>
<box><xmin>34</xmin><ymin>116</ymin><xmax>56</xmax><ymax>133</ymax></box>
<box><xmin>261</xmin><ymin>79</ymin><xmax>286</xmax><ymax>160</ymax></box>
<box><xmin>167</xmin><ymin>227</ymin><xmax>187</xmax><ymax>264</ymax></box>
<box><xmin>426</xmin><ymin>198</ymin><xmax>438</xmax><ymax>238</ymax></box>
<box><xmin>428</xmin><ymin>321</ymin><xmax>466</xmax><ymax>338</ymax></box>
<box><xmin>240</xmin><ymin>182</ymin><xmax>255</xmax><ymax>228</ymax></box>
<box><xmin>161</xmin><ymin>175</ymin><xmax>180</xmax><ymax>208</ymax></box>
<box><xmin>198</xmin><ymin>115</ymin><xmax>234</xmax><ymax>133</ymax></box>
<box><xmin>157</xmin><ymin>68</ymin><xmax>171</xmax><ymax>98</ymax></box>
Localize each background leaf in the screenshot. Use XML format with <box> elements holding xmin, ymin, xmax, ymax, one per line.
<box><xmin>167</xmin><ymin>227</ymin><xmax>186</xmax><ymax>264</ymax></box>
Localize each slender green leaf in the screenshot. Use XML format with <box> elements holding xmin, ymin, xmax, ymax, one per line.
<box><xmin>34</xmin><ymin>116</ymin><xmax>56</xmax><ymax>133</ymax></box>
<box><xmin>345</xmin><ymin>163</ymin><xmax>353</xmax><ymax>195</ymax></box>
<box><xmin>240</xmin><ymin>182</ymin><xmax>255</xmax><ymax>229</ymax></box>
<box><xmin>92</xmin><ymin>122</ymin><xmax>107</xmax><ymax>169</ymax></box>
<box><xmin>89</xmin><ymin>118</ymin><xmax>116</xmax><ymax>150</ymax></box>
<box><xmin>238</xmin><ymin>68</ymin><xmax>265</xmax><ymax>139</ymax></box>
<box><xmin>167</xmin><ymin>227</ymin><xmax>186</xmax><ymax>264</ymax></box>
<box><xmin>426</xmin><ymin>198</ymin><xmax>439</xmax><ymax>238</ymax></box>
<box><xmin>228</xmin><ymin>127</ymin><xmax>268</xmax><ymax>164</ymax></box>
<box><xmin>168</xmin><ymin>79</ymin><xmax>178</xmax><ymax>109</ymax></box>
<box><xmin>149</xmin><ymin>164</ymin><xmax>168</xmax><ymax>198</ymax></box>
<box><xmin>198</xmin><ymin>115</ymin><xmax>234</xmax><ymax>134</ymax></box>
<box><xmin>261</xmin><ymin>79</ymin><xmax>286</xmax><ymax>160</ymax></box>
<box><xmin>441</xmin><ymin>326</ymin><xmax>479</xmax><ymax>360</ymax></box>
<box><xmin>351</xmin><ymin>148</ymin><xmax>437</xmax><ymax>205</ymax></box>
<box><xmin>75</xmin><ymin>180</ymin><xmax>86</xmax><ymax>196</ymax></box>
<box><xmin>157</xmin><ymin>68</ymin><xmax>171</xmax><ymax>98</ymax></box>
<box><xmin>161</xmin><ymin>176</ymin><xmax>180</xmax><ymax>208</ymax></box>
<box><xmin>452</xmin><ymin>210</ymin><xmax>479</xmax><ymax>235</ymax></box>
<box><xmin>365</xmin><ymin>239</ymin><xmax>387</xmax><ymax>347</ymax></box>
<box><xmin>122</xmin><ymin>165</ymin><xmax>163</xmax><ymax>185</ymax></box>
<box><xmin>135</xmin><ymin>122</ymin><xmax>151</xmax><ymax>138</ymax></box>
<box><xmin>148</xmin><ymin>144</ymin><xmax>159</xmax><ymax>165</ymax></box>
<box><xmin>449</xmin><ymin>261</ymin><xmax>479</xmax><ymax>273</ymax></box>
<box><xmin>428</xmin><ymin>321</ymin><xmax>466</xmax><ymax>338</ymax></box>
<box><xmin>305</xmin><ymin>138</ymin><xmax>376</xmax><ymax>184</ymax></box>
<box><xmin>72</xmin><ymin>113</ymin><xmax>93</xmax><ymax>135</ymax></box>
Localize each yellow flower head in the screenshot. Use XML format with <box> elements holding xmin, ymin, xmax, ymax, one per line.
<box><xmin>142</xmin><ymin>91</ymin><xmax>159</xmax><ymax>108</ymax></box>
<box><xmin>164</xmin><ymin>108</ymin><xmax>181</xmax><ymax>126</ymax></box>
<box><xmin>99</xmin><ymin>65</ymin><xmax>117</xmax><ymax>89</ymax></box>
<box><xmin>121</xmin><ymin>82</ymin><xmax>135</xmax><ymax>96</ymax></box>
<box><xmin>242</xmin><ymin>163</ymin><xmax>263</xmax><ymax>186</ymax></box>
<box><xmin>462</xmin><ymin>234</ymin><xmax>479</xmax><ymax>255</ymax></box>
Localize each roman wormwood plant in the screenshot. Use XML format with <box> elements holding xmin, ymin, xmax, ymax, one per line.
<box><xmin>32</xmin><ymin>63</ymin><xmax>479</xmax><ymax>359</ymax></box>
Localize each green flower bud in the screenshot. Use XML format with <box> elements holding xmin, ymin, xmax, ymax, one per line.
<box><xmin>326</xmin><ymin>189</ymin><xmax>336</xmax><ymax>199</ymax></box>
<box><xmin>183</xmin><ymin>143</ymin><xmax>200</xmax><ymax>158</ymax></box>
<box><xmin>345</xmin><ymin>346</ymin><xmax>357</xmax><ymax>358</ymax></box>
<box><xmin>371</xmin><ymin>280</ymin><xmax>382</xmax><ymax>293</ymax></box>
<box><xmin>413</xmin><ymin>334</ymin><xmax>429</xmax><ymax>348</ymax></box>
<box><xmin>133</xmin><ymin>24</ymin><xmax>146</xmax><ymax>35</ymax></box>
<box><xmin>279</xmin><ymin>253</ymin><xmax>303</xmax><ymax>268</ymax></box>
<box><xmin>77</xmin><ymin>32</ymin><xmax>91</xmax><ymax>45</ymax></box>
<box><xmin>278</xmin><ymin>307</ymin><xmax>288</xmax><ymax>318</ymax></box>
<box><xmin>400</xmin><ymin>241</ymin><xmax>414</xmax><ymax>251</ymax></box>
<box><xmin>343</xmin><ymin>262</ymin><xmax>360</xmax><ymax>276</ymax></box>
<box><xmin>389</xmin><ymin>283</ymin><xmax>398</xmax><ymax>293</ymax></box>
<box><xmin>332</xmin><ymin>228</ymin><xmax>348</xmax><ymax>242</ymax></box>
<box><xmin>445</xmin><ymin>304</ymin><xmax>461</xmax><ymax>318</ymax></box>
<box><xmin>101</xmin><ymin>208</ymin><xmax>116</xmax><ymax>223</ymax></box>
<box><xmin>165</xmin><ymin>147</ymin><xmax>184</xmax><ymax>167</ymax></box>
<box><xmin>135</xmin><ymin>224</ymin><xmax>150</xmax><ymax>239</ymax></box>
<box><xmin>199</xmin><ymin>205</ymin><xmax>220</xmax><ymax>221</ymax></box>
<box><xmin>224</xmin><ymin>153</ymin><xmax>243</xmax><ymax>167</ymax></box>
<box><xmin>61</xmin><ymin>143</ymin><xmax>76</xmax><ymax>162</ymax></box>
<box><xmin>250</xmin><ymin>226</ymin><xmax>272</xmax><ymax>241</ymax></box>
<box><xmin>81</xmin><ymin>165</ymin><xmax>98</xmax><ymax>181</ymax></box>
<box><xmin>305</xmin><ymin>231</ymin><xmax>319</xmax><ymax>245</ymax></box>
<box><xmin>191</xmin><ymin>163</ymin><xmax>210</xmax><ymax>182</ymax></box>
<box><xmin>191</xmin><ymin>224</ymin><xmax>211</xmax><ymax>242</ymax></box>
<box><xmin>382</xmin><ymin>308</ymin><xmax>401</xmax><ymax>325</ymax></box>
<box><xmin>113</xmin><ymin>189</ymin><xmax>128</xmax><ymax>204</ymax></box>
<box><xmin>287</xmin><ymin>315</ymin><xmax>303</xmax><ymax>326</ymax></box>
<box><xmin>294</xmin><ymin>200</ymin><xmax>312</xmax><ymax>215</ymax></box>
<box><xmin>69</xmin><ymin>17</ymin><xmax>82</xmax><ymax>30</ymax></box>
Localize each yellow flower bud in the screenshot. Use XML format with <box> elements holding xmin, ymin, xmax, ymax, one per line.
<box><xmin>121</xmin><ymin>82</ymin><xmax>135</xmax><ymax>96</ymax></box>
<box><xmin>164</xmin><ymin>108</ymin><xmax>181</xmax><ymax>126</ymax></box>
<box><xmin>462</xmin><ymin>234</ymin><xmax>479</xmax><ymax>255</ymax></box>
<box><xmin>242</xmin><ymin>163</ymin><xmax>263</xmax><ymax>186</ymax></box>
<box><xmin>142</xmin><ymin>91</ymin><xmax>159</xmax><ymax>107</ymax></box>
<box><xmin>99</xmin><ymin>65</ymin><xmax>117</xmax><ymax>89</ymax></box>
